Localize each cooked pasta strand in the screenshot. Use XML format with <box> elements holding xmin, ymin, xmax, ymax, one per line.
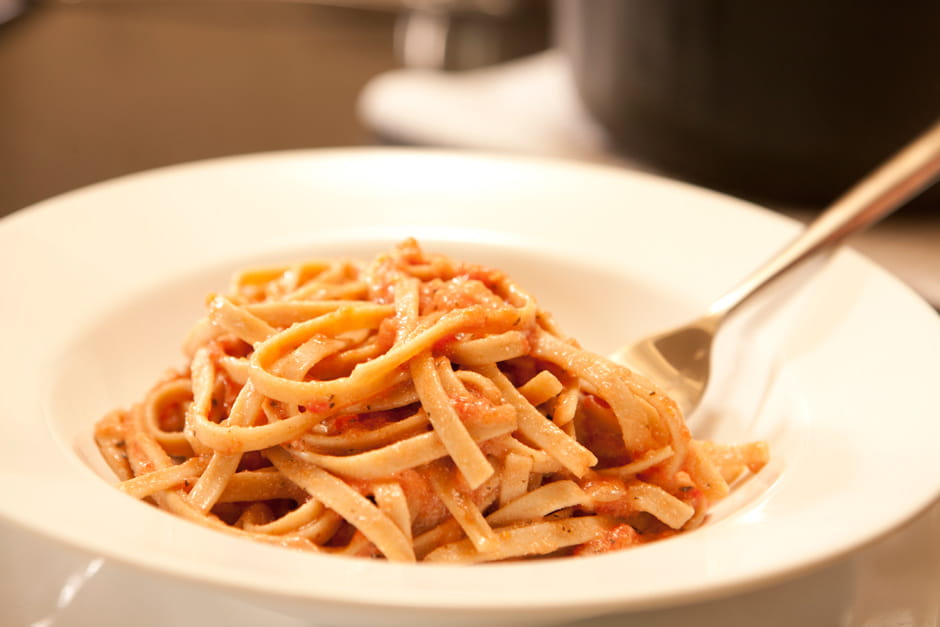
<box><xmin>476</xmin><ymin>363</ymin><xmax>596</xmax><ymax>477</ymax></box>
<box><xmin>118</xmin><ymin>456</ymin><xmax>209</xmax><ymax>499</ymax></box>
<box><xmin>486</xmin><ymin>480</ymin><xmax>591</xmax><ymax>527</ymax></box>
<box><xmin>265</xmin><ymin>447</ymin><xmax>415</xmax><ymax>562</ymax></box>
<box><xmin>424</xmin><ymin>517</ymin><xmax>617</xmax><ymax>563</ymax></box>
<box><xmin>498</xmin><ymin>452</ymin><xmax>534</xmax><ymax>507</ymax></box>
<box><xmin>411</xmin><ymin>352</ymin><xmax>494</xmax><ymax>489</ymax></box>
<box><xmin>428</xmin><ymin>462</ymin><xmax>498</xmax><ymax>553</ymax></box>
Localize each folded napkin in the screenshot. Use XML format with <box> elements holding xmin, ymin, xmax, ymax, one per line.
<box><xmin>358</xmin><ymin>50</ymin><xmax>629</xmax><ymax>165</ymax></box>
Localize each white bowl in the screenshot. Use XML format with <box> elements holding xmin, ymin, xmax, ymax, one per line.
<box><xmin>2</xmin><ymin>149</ymin><xmax>939</xmax><ymax>626</ymax></box>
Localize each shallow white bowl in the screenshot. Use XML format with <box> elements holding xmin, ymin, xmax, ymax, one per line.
<box><xmin>1</xmin><ymin>149</ymin><xmax>939</xmax><ymax>626</ymax></box>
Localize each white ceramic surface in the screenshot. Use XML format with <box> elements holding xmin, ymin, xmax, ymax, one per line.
<box><xmin>1</xmin><ymin>149</ymin><xmax>939</xmax><ymax>626</ymax></box>
<box><xmin>6</xmin><ymin>503</ymin><xmax>940</xmax><ymax>627</ymax></box>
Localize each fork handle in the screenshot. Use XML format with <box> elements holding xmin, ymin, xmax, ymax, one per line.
<box><xmin>708</xmin><ymin>117</ymin><xmax>940</xmax><ymax>318</ymax></box>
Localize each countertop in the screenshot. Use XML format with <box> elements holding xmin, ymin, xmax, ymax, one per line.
<box><xmin>0</xmin><ymin>1</ymin><xmax>398</xmax><ymax>217</ymax></box>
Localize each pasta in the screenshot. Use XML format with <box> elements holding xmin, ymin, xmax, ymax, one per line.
<box><xmin>94</xmin><ymin>239</ymin><xmax>768</xmax><ymax>563</ymax></box>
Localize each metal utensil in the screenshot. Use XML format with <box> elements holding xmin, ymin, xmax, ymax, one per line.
<box><xmin>610</xmin><ymin>118</ymin><xmax>940</xmax><ymax>416</ymax></box>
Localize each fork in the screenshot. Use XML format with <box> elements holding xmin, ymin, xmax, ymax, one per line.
<box><xmin>610</xmin><ymin>118</ymin><xmax>940</xmax><ymax>417</ymax></box>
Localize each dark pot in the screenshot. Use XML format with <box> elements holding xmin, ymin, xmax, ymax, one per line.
<box><xmin>558</xmin><ymin>0</ymin><xmax>940</xmax><ymax>205</ymax></box>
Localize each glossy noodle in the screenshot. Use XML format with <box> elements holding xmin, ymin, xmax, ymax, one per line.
<box><xmin>94</xmin><ymin>239</ymin><xmax>768</xmax><ymax>563</ymax></box>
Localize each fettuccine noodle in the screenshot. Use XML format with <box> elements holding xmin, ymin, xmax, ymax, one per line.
<box><xmin>95</xmin><ymin>239</ymin><xmax>768</xmax><ymax>563</ymax></box>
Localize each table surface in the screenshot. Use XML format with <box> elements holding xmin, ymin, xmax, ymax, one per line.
<box><xmin>0</xmin><ymin>1</ymin><xmax>398</xmax><ymax>218</ymax></box>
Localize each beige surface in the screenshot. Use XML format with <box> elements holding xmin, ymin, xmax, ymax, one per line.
<box><xmin>0</xmin><ymin>1</ymin><xmax>398</xmax><ymax>216</ymax></box>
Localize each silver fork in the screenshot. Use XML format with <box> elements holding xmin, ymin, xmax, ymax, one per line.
<box><xmin>610</xmin><ymin>118</ymin><xmax>940</xmax><ymax>417</ymax></box>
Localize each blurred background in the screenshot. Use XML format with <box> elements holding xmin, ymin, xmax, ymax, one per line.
<box><xmin>0</xmin><ymin>0</ymin><xmax>550</xmax><ymax>216</ymax></box>
<box><xmin>1</xmin><ymin>0</ymin><xmax>938</xmax><ymax>303</ymax></box>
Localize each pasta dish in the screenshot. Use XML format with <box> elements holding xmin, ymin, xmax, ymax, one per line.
<box><xmin>95</xmin><ymin>239</ymin><xmax>768</xmax><ymax>563</ymax></box>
